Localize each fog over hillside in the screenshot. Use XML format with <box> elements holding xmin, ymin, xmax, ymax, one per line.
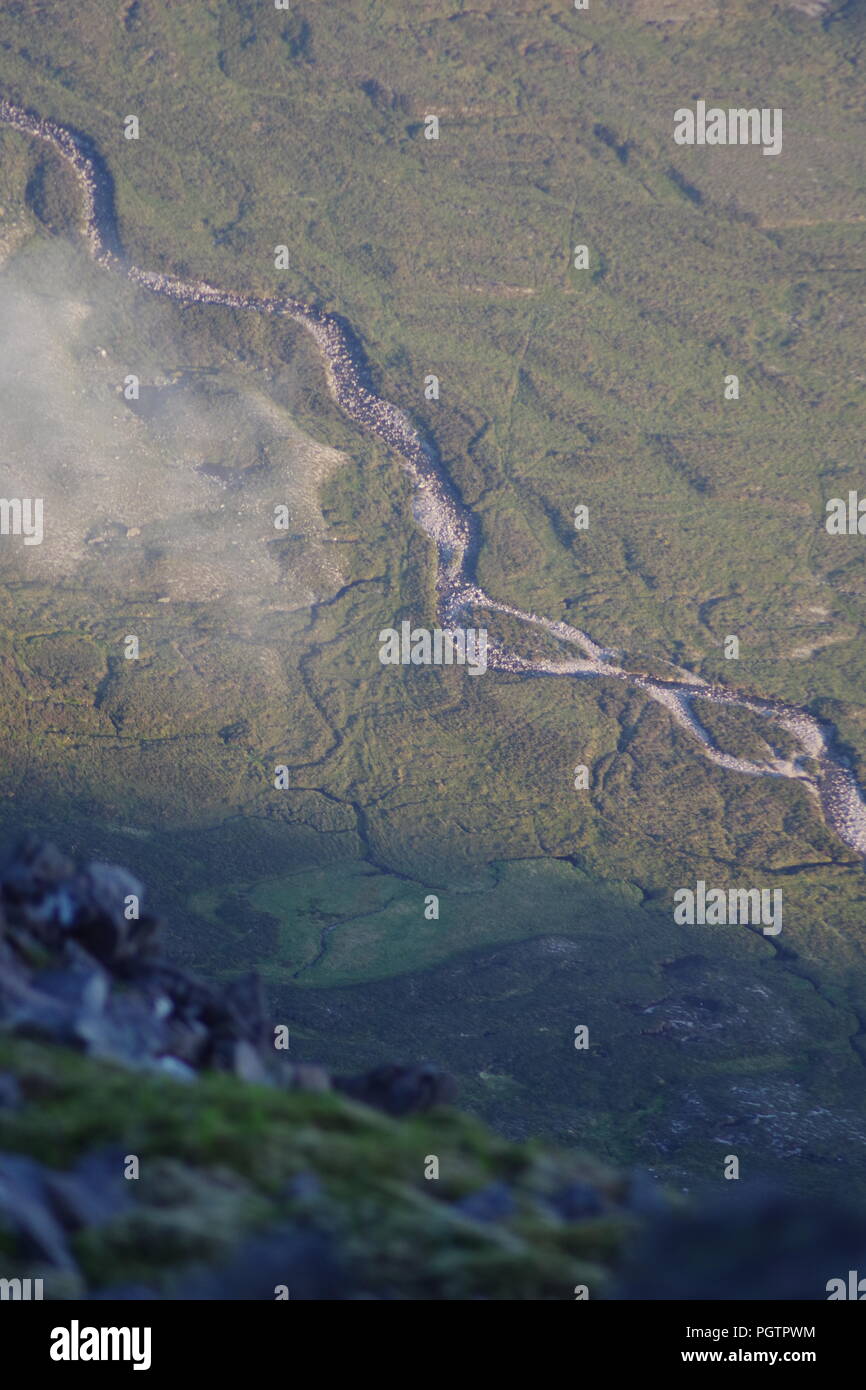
<box><xmin>0</xmin><ymin>242</ymin><xmax>346</xmax><ymax>613</ymax></box>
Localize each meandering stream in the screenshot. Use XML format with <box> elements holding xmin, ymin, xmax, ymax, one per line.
<box><xmin>3</xmin><ymin>97</ymin><xmax>865</xmax><ymax>856</ymax></box>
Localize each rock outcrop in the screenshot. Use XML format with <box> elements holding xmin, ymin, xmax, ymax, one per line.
<box><xmin>0</xmin><ymin>837</ymin><xmax>452</xmax><ymax>1113</ymax></box>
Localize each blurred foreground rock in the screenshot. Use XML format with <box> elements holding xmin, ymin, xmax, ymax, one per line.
<box><xmin>1</xmin><ymin>839</ymin><xmax>865</xmax><ymax>1300</ymax></box>
<box><xmin>0</xmin><ymin>838</ymin><xmax>452</xmax><ymax>1112</ymax></box>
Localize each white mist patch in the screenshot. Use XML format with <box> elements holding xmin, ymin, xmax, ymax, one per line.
<box><xmin>0</xmin><ymin>244</ymin><xmax>345</xmax><ymax>612</ymax></box>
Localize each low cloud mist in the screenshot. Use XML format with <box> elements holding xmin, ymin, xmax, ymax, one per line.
<box><xmin>0</xmin><ymin>241</ymin><xmax>346</xmax><ymax>617</ymax></box>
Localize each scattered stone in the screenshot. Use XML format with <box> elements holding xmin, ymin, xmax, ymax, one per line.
<box><xmin>34</xmin><ymin>958</ymin><xmax>109</xmax><ymax>1014</ymax></box>
<box><xmin>334</xmin><ymin>1063</ymin><xmax>458</xmax><ymax>1116</ymax></box>
<box><xmin>227</xmin><ymin>1040</ymin><xmax>269</xmax><ymax>1085</ymax></box>
<box><xmin>285</xmin><ymin>1063</ymin><xmax>331</xmax><ymax>1094</ymax></box>
<box><xmin>789</xmin><ymin>0</ymin><xmax>838</xmax><ymax>16</ymax></box>
<box><xmin>456</xmin><ymin>1182</ymin><xmax>515</xmax><ymax>1224</ymax></box>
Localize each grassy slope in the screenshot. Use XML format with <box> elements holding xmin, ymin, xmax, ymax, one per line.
<box><xmin>0</xmin><ymin>0</ymin><xmax>865</xmax><ymax>1193</ymax></box>
<box><xmin>0</xmin><ymin>1037</ymin><xmax>629</xmax><ymax>1299</ymax></box>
